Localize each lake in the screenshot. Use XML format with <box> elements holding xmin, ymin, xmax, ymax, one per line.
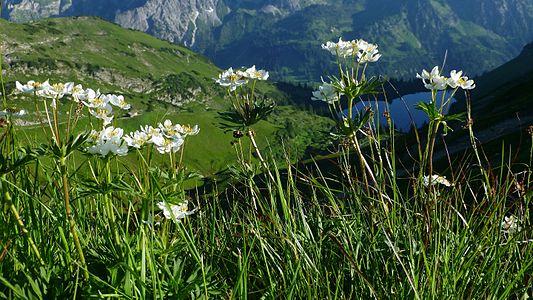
<box><xmin>346</xmin><ymin>91</ymin><xmax>457</xmax><ymax>132</ymax></box>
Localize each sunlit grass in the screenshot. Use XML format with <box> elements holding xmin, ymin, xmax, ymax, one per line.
<box><xmin>0</xmin><ymin>35</ymin><xmax>531</xmax><ymax>300</ymax></box>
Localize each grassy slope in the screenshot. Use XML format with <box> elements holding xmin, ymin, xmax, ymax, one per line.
<box><xmin>0</xmin><ymin>16</ymin><xmax>333</xmax><ymax>176</ymax></box>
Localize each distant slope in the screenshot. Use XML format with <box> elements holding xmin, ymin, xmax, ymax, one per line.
<box><xmin>0</xmin><ymin>17</ymin><xmax>334</xmax><ymax>175</ymax></box>
<box><xmin>453</xmin><ymin>42</ymin><xmax>533</xmax><ymax>119</ymax></box>
<box><xmin>0</xmin><ymin>16</ymin><xmax>223</xmax><ymax>108</ymax></box>
<box><xmin>469</xmin><ymin>42</ymin><xmax>533</xmax><ymax>101</ymax></box>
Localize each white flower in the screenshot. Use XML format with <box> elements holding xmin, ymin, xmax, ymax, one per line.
<box><xmin>447</xmin><ymin>70</ymin><xmax>476</xmax><ymax>90</ymax></box>
<box><xmin>87</xmin><ymin>126</ymin><xmax>128</xmax><ymax>157</ymax></box>
<box><xmin>157</xmin><ymin>201</ymin><xmax>195</xmax><ymax>222</ymax></box>
<box><xmin>124</xmin><ymin>130</ymin><xmax>150</xmax><ymax>149</ymax></box>
<box><xmin>215</xmin><ymin>67</ymin><xmax>248</xmax><ymax>91</ymax></box>
<box><xmin>106</xmin><ymin>94</ymin><xmax>131</xmax><ymax>110</ymax></box>
<box><xmin>356</xmin><ymin>39</ymin><xmax>370</xmax><ymax>51</ymax></box>
<box><xmin>83</xmin><ymin>90</ymin><xmax>108</xmax><ymax>109</ymax></box>
<box><xmin>71</xmin><ymin>84</ymin><xmax>91</xmax><ymax>102</ymax></box>
<box><xmin>241</xmin><ymin>65</ymin><xmax>269</xmax><ymax>80</ymax></box>
<box><xmin>458</xmin><ymin>77</ymin><xmax>475</xmax><ymax>90</ymax></box>
<box><xmin>179</xmin><ymin>124</ymin><xmax>200</xmax><ymax>136</ymax></box>
<box><xmin>141</xmin><ymin>125</ymin><xmax>165</xmax><ymax>145</ymax></box>
<box><xmin>501</xmin><ymin>215</ymin><xmax>521</xmax><ymax>235</ymax></box>
<box><xmin>447</xmin><ymin>70</ymin><xmax>463</xmax><ymax>88</ymax></box>
<box><xmin>101</xmin><ymin>126</ymin><xmax>124</xmax><ymax>140</ymax></box>
<box><xmin>89</xmin><ymin>104</ymin><xmax>114</xmax><ymax>126</ymax></box>
<box><xmin>322</xmin><ymin>38</ymin><xmax>381</xmax><ymax>63</ymax></box>
<box><xmin>154</xmin><ymin>136</ymin><xmax>184</xmax><ymax>154</ymax></box>
<box><xmin>321</xmin><ymin>37</ymin><xmax>353</xmax><ymax>58</ymax></box>
<box><xmin>16</xmin><ymin>80</ymin><xmax>41</xmax><ymax>93</ymax></box>
<box><xmin>159</xmin><ymin>119</ymin><xmax>182</xmax><ymax>138</ymax></box>
<box><xmin>357</xmin><ymin>42</ymin><xmax>381</xmax><ymax>63</ymax></box>
<box><xmin>321</xmin><ymin>40</ymin><xmax>339</xmax><ymax>56</ymax></box>
<box><xmin>311</xmin><ymin>81</ymin><xmax>341</xmax><ymax>104</ymax></box>
<box><xmin>423</xmin><ymin>175</ymin><xmax>453</xmax><ymax>187</ymax></box>
<box><xmin>37</xmin><ymin>82</ymin><xmax>74</xmax><ymax>99</ymax></box>
<box><xmin>15</xmin><ymin>80</ymin><xmax>53</xmax><ymax>96</ymax></box>
<box><xmin>158</xmin><ymin>120</ymin><xmax>200</xmax><ymax>139</ymax></box>
<box><xmin>416</xmin><ymin>66</ymin><xmax>448</xmax><ymax>90</ymax></box>
<box><xmin>88</xmin><ymin>139</ymin><xmax>127</xmax><ymax>156</ymax></box>
<box><xmin>126</xmin><ymin>121</ymin><xmax>199</xmax><ymax>154</ymax></box>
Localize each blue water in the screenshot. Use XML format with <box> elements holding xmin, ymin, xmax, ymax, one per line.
<box><xmin>346</xmin><ymin>91</ymin><xmax>457</xmax><ymax>132</ymax></box>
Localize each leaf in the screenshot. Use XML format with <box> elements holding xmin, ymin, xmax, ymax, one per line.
<box><xmin>443</xmin><ymin>112</ymin><xmax>465</xmax><ymax>122</ymax></box>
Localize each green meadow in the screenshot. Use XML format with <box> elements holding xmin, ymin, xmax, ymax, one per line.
<box><xmin>0</xmin><ymin>17</ymin><xmax>531</xmax><ymax>299</ymax></box>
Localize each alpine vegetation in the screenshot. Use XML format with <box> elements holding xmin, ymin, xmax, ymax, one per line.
<box><xmin>0</xmin><ymin>36</ymin><xmax>531</xmax><ymax>299</ymax></box>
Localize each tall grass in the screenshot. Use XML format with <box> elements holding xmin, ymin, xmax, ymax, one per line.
<box><xmin>0</xmin><ymin>37</ymin><xmax>531</xmax><ymax>299</ymax></box>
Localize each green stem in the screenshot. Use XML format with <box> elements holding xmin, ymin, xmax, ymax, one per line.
<box><xmin>104</xmin><ymin>157</ymin><xmax>122</xmax><ymax>251</ymax></box>
<box><xmin>178</xmin><ymin>140</ymin><xmax>186</xmax><ymax>172</ymax></box>
<box><xmin>428</xmin><ymin>122</ymin><xmax>439</xmax><ymax>186</ymax></box>
<box><xmin>2</xmin><ymin>176</ymin><xmax>44</xmax><ymax>265</ymax></box>
<box><xmin>361</xmin><ymin>63</ymin><xmax>368</xmax><ymax>81</ymax></box>
<box><xmin>53</xmin><ymin>98</ymin><xmax>61</xmax><ymax>145</ymax></box>
<box><xmin>465</xmin><ymin>95</ymin><xmax>490</xmax><ymax>197</ymax></box>
<box><xmin>41</xmin><ymin>99</ymin><xmax>58</xmax><ymax>143</ymax></box>
<box><xmin>60</xmin><ymin>162</ymin><xmax>89</xmax><ymax>281</ymax></box>
<box><xmin>351</xmin><ymin>135</ymin><xmax>378</xmax><ymax>192</ymax></box>
<box><xmin>355</xmin><ymin>62</ymin><xmax>360</xmax><ymax>83</ymax></box>
<box><xmin>0</xmin><ymin>49</ymin><xmax>6</xmax><ymax>110</ymax></box>
<box><xmin>247</xmin><ymin>129</ymin><xmax>275</xmax><ymax>182</ymax></box>
<box><xmin>348</xmin><ymin>97</ymin><xmax>354</xmax><ymax>121</ymax></box>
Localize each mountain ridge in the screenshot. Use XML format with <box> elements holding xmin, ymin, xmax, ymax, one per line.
<box><xmin>2</xmin><ymin>0</ymin><xmax>532</xmax><ymax>82</ymax></box>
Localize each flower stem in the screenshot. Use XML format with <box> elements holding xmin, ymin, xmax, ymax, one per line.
<box><xmin>60</xmin><ymin>162</ymin><xmax>89</xmax><ymax>281</ymax></box>
<box><xmin>351</xmin><ymin>135</ymin><xmax>378</xmax><ymax>191</ymax></box>
<box><xmin>466</xmin><ymin>95</ymin><xmax>490</xmax><ymax>197</ymax></box>
<box><xmin>104</xmin><ymin>158</ymin><xmax>122</xmax><ymax>252</ymax></box>
<box><xmin>247</xmin><ymin>129</ymin><xmax>275</xmax><ymax>182</ymax></box>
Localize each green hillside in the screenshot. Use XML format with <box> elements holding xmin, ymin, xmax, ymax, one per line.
<box><xmin>0</xmin><ymin>16</ymin><xmax>333</xmax><ymax>176</ymax></box>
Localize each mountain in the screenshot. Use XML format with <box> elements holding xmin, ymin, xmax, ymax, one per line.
<box><xmin>211</xmin><ymin>0</ymin><xmax>533</xmax><ymax>81</ymax></box>
<box><xmin>0</xmin><ymin>16</ymin><xmax>334</xmax><ymax>175</ymax></box>
<box><xmin>454</xmin><ymin>41</ymin><xmax>533</xmax><ymax>129</ymax></box>
<box><xmin>0</xmin><ymin>16</ymin><xmax>224</xmax><ymax>109</ymax></box>
<box><xmin>2</xmin><ymin>0</ymin><xmax>532</xmax><ymax>82</ymax></box>
<box><xmin>432</xmin><ymin>41</ymin><xmax>533</xmax><ymax>164</ymax></box>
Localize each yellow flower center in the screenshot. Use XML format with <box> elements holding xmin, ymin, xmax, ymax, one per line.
<box><xmin>228</xmin><ymin>74</ymin><xmax>240</xmax><ymax>82</ymax></box>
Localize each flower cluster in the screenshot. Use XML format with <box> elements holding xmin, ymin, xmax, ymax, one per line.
<box><xmin>215</xmin><ymin>65</ymin><xmax>269</xmax><ymax>91</ymax></box>
<box><xmin>87</xmin><ymin>126</ymin><xmax>128</xmax><ymax>157</ymax></box>
<box><xmin>124</xmin><ymin>120</ymin><xmax>199</xmax><ymax>154</ymax></box>
<box><xmin>16</xmin><ymin>80</ymin><xmax>131</xmax><ymax>126</ymax></box>
<box><xmin>16</xmin><ymin>80</ymin><xmax>73</xmax><ymax>99</ymax></box>
<box><xmin>416</xmin><ymin>66</ymin><xmax>475</xmax><ymax>91</ymax></box>
<box><xmin>321</xmin><ymin>38</ymin><xmax>381</xmax><ymax>63</ymax></box>
<box><xmin>84</xmin><ymin>91</ymin><xmax>131</xmax><ymax>126</ymax></box>
<box><xmin>157</xmin><ymin>201</ymin><xmax>195</xmax><ymax>222</ymax></box>
<box><xmin>423</xmin><ymin>175</ymin><xmax>453</xmax><ymax>187</ymax></box>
